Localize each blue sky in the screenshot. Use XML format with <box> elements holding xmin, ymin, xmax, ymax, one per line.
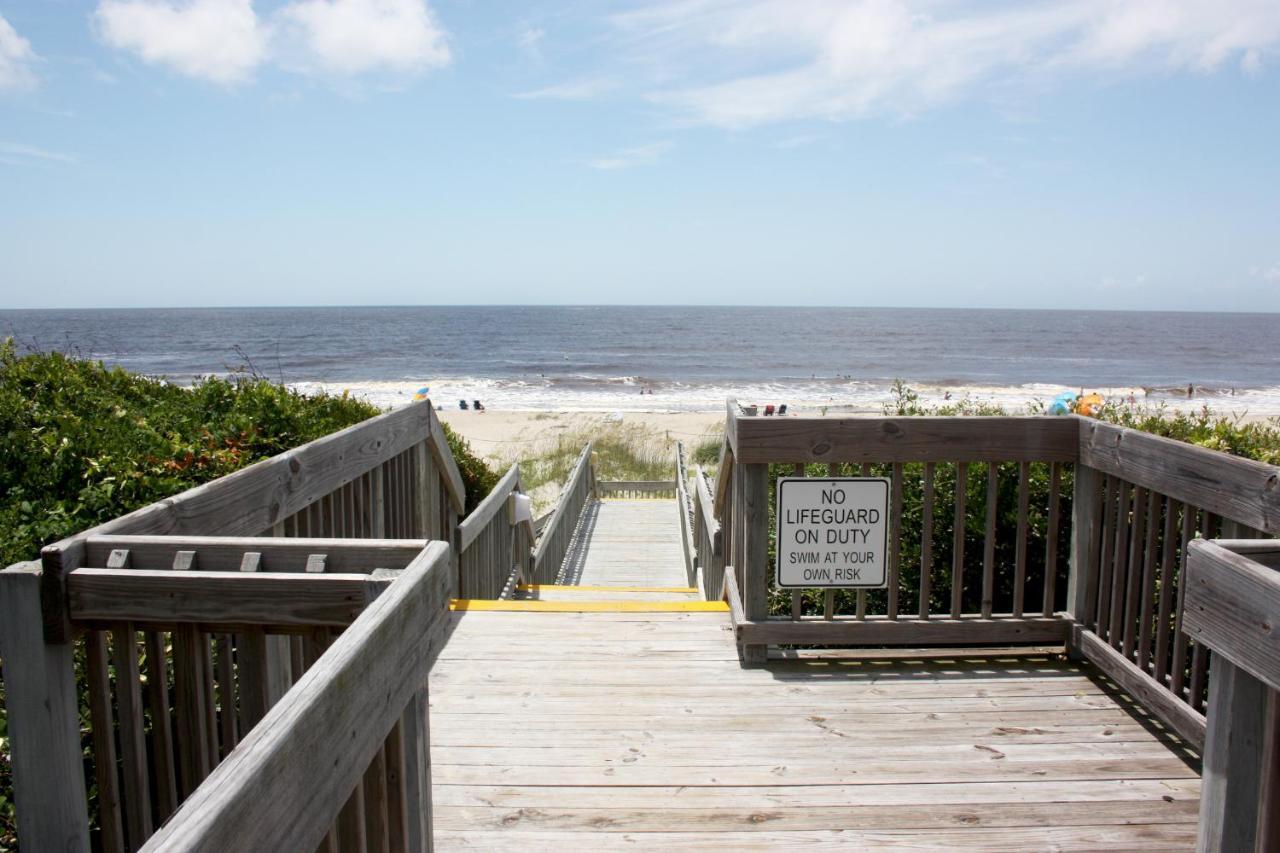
<box><xmin>2</xmin><ymin>0</ymin><xmax>1279</xmax><ymax>310</ymax></box>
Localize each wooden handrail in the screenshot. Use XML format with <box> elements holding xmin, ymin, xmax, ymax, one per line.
<box><xmin>1184</xmin><ymin>540</ymin><xmax>1280</xmax><ymax>851</ymax></box>
<box><xmin>139</xmin><ymin>542</ymin><xmax>451</xmax><ymax>852</ymax></box>
<box><xmin>1079</xmin><ymin>418</ymin><xmax>1280</xmax><ymax>534</ymax></box>
<box><xmin>458</xmin><ymin>465</ymin><xmax>522</xmax><ymax>551</ymax></box>
<box><xmin>674</xmin><ymin>443</ymin><xmax>696</xmax><ymax>587</ymax></box>
<box><xmin>39</xmin><ymin>399</ymin><xmax>455</xmax><ymax>643</ymax></box>
<box><xmin>531</xmin><ymin>442</ymin><xmax>594</xmax><ymax>582</ymax></box>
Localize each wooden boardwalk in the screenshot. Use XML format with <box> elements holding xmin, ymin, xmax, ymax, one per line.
<box><xmin>555</xmin><ymin>498</ymin><xmax>690</xmax><ymax>589</ymax></box>
<box><xmin>431</xmin><ymin>500</ymin><xmax>1202</xmax><ymax>851</ymax></box>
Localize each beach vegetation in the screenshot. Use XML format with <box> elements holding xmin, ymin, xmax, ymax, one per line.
<box><xmin>510</xmin><ymin>420</ymin><xmax>675</xmax><ymax>511</ymax></box>
<box><xmin>0</xmin><ymin>341</ymin><xmax>498</xmax><ymax>848</ymax></box>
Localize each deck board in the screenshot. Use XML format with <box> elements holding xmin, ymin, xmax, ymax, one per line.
<box><xmin>557</xmin><ymin>499</ymin><xmax>688</xmax><ymax>588</ymax></box>
<box><xmin>430</xmin><ymin>610</ymin><xmax>1200</xmax><ymax>850</ymax></box>
<box><xmin>430</xmin><ymin>497</ymin><xmax>1200</xmax><ymax>850</ymax></box>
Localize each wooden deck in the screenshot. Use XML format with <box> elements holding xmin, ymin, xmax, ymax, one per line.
<box><xmin>430</xmin><ymin>500</ymin><xmax>1203</xmax><ymax>851</ymax></box>
<box><xmin>556</xmin><ymin>498</ymin><xmax>689</xmax><ymax>588</ymax></box>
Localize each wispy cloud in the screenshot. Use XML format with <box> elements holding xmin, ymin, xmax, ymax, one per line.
<box><xmin>514</xmin><ymin>76</ymin><xmax>618</xmax><ymax>101</ymax></box>
<box><xmin>589</xmin><ymin>140</ymin><xmax>673</xmax><ymax>170</ymax></box>
<box><xmin>601</xmin><ymin>0</ymin><xmax>1280</xmax><ymax>128</ymax></box>
<box><xmin>1250</xmin><ymin>262</ymin><xmax>1280</xmax><ymax>284</ymax></box>
<box><xmin>93</xmin><ymin>0</ymin><xmax>451</xmax><ymax>85</ymax></box>
<box><xmin>518</xmin><ymin>25</ymin><xmax>545</xmax><ymax>61</ymax></box>
<box><xmin>0</xmin><ymin>13</ymin><xmax>39</xmax><ymax>91</ymax></box>
<box><xmin>0</xmin><ymin>142</ymin><xmax>78</xmax><ymax>166</ymax></box>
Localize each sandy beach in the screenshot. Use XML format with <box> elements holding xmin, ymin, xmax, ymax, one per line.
<box><xmin>439</xmin><ymin>409</ymin><xmax>726</xmax><ymax>464</ymax></box>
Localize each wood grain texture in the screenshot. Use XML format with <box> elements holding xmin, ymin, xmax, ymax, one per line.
<box><xmin>84</xmin><ymin>535</ymin><xmax>429</xmax><ymax>573</ymax></box>
<box><xmin>735</xmin><ymin>615</ymin><xmax>1071</xmax><ymax>647</ymax></box>
<box><xmin>140</xmin><ymin>542</ymin><xmax>451</xmax><ymax>853</ymax></box>
<box><xmin>1197</xmin><ymin>657</ymin><xmax>1266</xmax><ymax>853</ymax></box>
<box><xmin>68</xmin><ymin>568</ymin><xmax>388</xmax><ymax>627</ymax></box>
<box><xmin>1185</xmin><ymin>540</ymin><xmax>1280</xmax><ymax>692</ymax></box>
<box><xmin>1074</xmin><ymin>627</ymin><xmax>1205</xmax><ymax>750</ymax></box>
<box><xmin>0</xmin><ymin>563</ymin><xmax>90</xmax><ymax>851</ymax></box>
<box><xmin>731</xmin><ymin>415</ymin><xmax>1079</xmax><ymax>464</ymax></box>
<box><xmin>39</xmin><ymin>400</ymin><xmax>447</xmax><ymax>642</ymax></box>
<box><xmin>1079</xmin><ymin>417</ymin><xmax>1280</xmax><ymax>534</ymax></box>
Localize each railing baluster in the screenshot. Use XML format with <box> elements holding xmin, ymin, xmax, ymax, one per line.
<box><xmin>981</xmin><ymin>462</ymin><xmax>998</xmax><ymax>618</ymax></box>
<box><xmin>1042</xmin><ymin>462</ymin><xmax>1061</xmax><ymax>617</ymax></box>
<box><xmin>88</xmin><ymin>629</ymin><xmax>126</xmax><ymax>853</ymax></box>
<box><xmin>1013</xmin><ymin>461</ymin><xmax>1029</xmax><ymax>617</ymax></box>
<box><xmin>950</xmin><ymin>461</ymin><xmax>967</xmax><ymax>619</ymax></box>
<box><xmin>919</xmin><ymin>462</ymin><xmax>935</xmax><ymax>619</ymax></box>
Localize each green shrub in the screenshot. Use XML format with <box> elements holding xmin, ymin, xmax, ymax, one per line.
<box><xmin>0</xmin><ymin>340</ymin><xmax>498</xmax><ymax>848</ymax></box>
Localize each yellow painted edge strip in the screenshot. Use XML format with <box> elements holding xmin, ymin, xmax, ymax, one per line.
<box><xmin>517</xmin><ymin>584</ymin><xmax>700</xmax><ymax>594</ymax></box>
<box><xmin>450</xmin><ymin>599</ymin><xmax>729</xmax><ymax>613</ymax></box>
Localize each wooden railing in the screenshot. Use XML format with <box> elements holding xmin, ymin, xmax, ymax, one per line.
<box><xmin>674</xmin><ymin>442</ymin><xmax>697</xmax><ymax>587</ymax></box>
<box><xmin>1184</xmin><ymin>540</ymin><xmax>1280</xmax><ymax>852</ymax></box>
<box><xmin>0</xmin><ymin>400</ymin><xmax>465</xmax><ymax>852</ymax></box>
<box><xmin>530</xmin><ymin>443</ymin><xmax>594</xmax><ymax>585</ymax></box>
<box><xmin>457</xmin><ymin>464</ymin><xmax>535</xmax><ymax>598</ymax></box>
<box><xmin>710</xmin><ymin>401</ymin><xmax>1280</xmax><ymax>755</ymax></box>
<box><xmin>139</xmin><ymin>541</ymin><xmax>452</xmax><ymax>852</ymax></box>
<box><xmin>692</xmin><ymin>466</ymin><xmax>723</xmax><ymax>600</ymax></box>
<box><xmin>598</xmin><ymin>480</ymin><xmax>676</xmax><ymax>499</ymax></box>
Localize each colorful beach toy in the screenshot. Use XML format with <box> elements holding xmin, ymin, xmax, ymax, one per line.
<box><xmin>1076</xmin><ymin>393</ymin><xmax>1105</xmax><ymax>416</ymax></box>
<box><xmin>1047</xmin><ymin>391</ymin><xmax>1078</xmax><ymax>416</ymax></box>
<box><xmin>413</xmin><ymin>386</ymin><xmax>431</xmax><ymax>401</ymax></box>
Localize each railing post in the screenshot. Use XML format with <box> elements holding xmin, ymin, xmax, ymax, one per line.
<box><xmin>741</xmin><ymin>463</ymin><xmax>769</xmax><ymax>665</ymax></box>
<box><xmin>1066</xmin><ymin>463</ymin><xmax>1101</xmax><ymax>657</ymax></box>
<box><xmin>401</xmin><ymin>686</ymin><xmax>433</xmax><ymax>852</ymax></box>
<box><xmin>0</xmin><ymin>563</ymin><xmax>91</xmax><ymax>852</ymax></box>
<box><xmin>1197</xmin><ymin>657</ymin><xmax>1267</xmax><ymax>852</ymax></box>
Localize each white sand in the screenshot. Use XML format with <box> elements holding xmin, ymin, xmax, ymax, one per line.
<box><xmin>438</xmin><ymin>409</ymin><xmax>725</xmax><ymax>464</ymax></box>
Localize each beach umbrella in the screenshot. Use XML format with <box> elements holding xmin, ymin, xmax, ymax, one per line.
<box><xmin>413</xmin><ymin>386</ymin><xmax>430</xmax><ymax>401</ymax></box>
<box><xmin>1047</xmin><ymin>391</ymin><xmax>1077</xmax><ymax>416</ymax></box>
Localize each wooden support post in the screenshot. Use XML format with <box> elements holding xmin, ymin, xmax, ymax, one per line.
<box><xmin>0</xmin><ymin>564</ymin><xmax>91</xmax><ymax>852</ymax></box>
<box><xmin>741</xmin><ymin>463</ymin><xmax>769</xmax><ymax>666</ymax></box>
<box><xmin>1067</xmin><ymin>464</ymin><xmax>1101</xmax><ymax>658</ymax></box>
<box><xmin>1197</xmin><ymin>657</ymin><xmax>1267</xmax><ymax>853</ymax></box>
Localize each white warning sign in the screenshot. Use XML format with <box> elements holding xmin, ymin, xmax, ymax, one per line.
<box><xmin>775</xmin><ymin>477</ymin><xmax>889</xmax><ymax>589</ymax></box>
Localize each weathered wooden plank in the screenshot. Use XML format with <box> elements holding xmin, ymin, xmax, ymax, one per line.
<box><xmin>110</xmin><ymin>622</ymin><xmax>153</xmax><ymax>848</ymax></box>
<box><xmin>426</xmin><ymin>405</ymin><xmax>466</xmax><ymax>514</ymax></box>
<box><xmin>1043</xmin><ymin>462</ymin><xmax>1062</xmax><ymax>617</ymax></box>
<box><xmin>144</xmin><ymin>630</ymin><xmax>179</xmax><ymax>821</ymax></box>
<box><xmin>732</xmin><ymin>415</ymin><xmax>1079</xmax><ymax>464</ymax></box>
<box><xmin>140</xmin><ymin>542</ymin><xmax>451</xmax><ymax>853</ymax></box>
<box><xmin>1066</xmin><ymin>464</ymin><xmax>1100</xmax><ymax>635</ymax></box>
<box><xmin>981</xmin><ymin>463</ymin><xmax>998</xmax><ymax>619</ymax></box>
<box><xmin>888</xmin><ymin>462</ymin><xmax>903</xmax><ymax>620</ymax></box>
<box><xmin>1074</xmin><ymin>627</ymin><xmax>1205</xmax><ymax>749</ymax></box>
<box><xmin>1079</xmin><ymin>417</ymin><xmax>1280</xmax><ymax>534</ymax></box>
<box><xmin>459</xmin><ymin>465</ymin><xmax>520</xmax><ymax>551</ymax></box>
<box><xmin>919</xmin><ymin>462</ymin><xmax>934</xmax><ymax>620</ymax></box>
<box><xmin>951</xmin><ymin>462</ymin><xmax>967</xmax><ymax>619</ymax></box>
<box><xmin>1013</xmin><ymin>461</ymin><xmax>1030</xmax><ymax>617</ymax></box>
<box><xmin>1184</xmin><ymin>540</ymin><xmax>1280</xmax><ymax>692</ymax></box>
<box><xmin>172</xmin><ymin>625</ymin><xmax>212</xmax><ymax>798</ymax></box>
<box><xmin>741</xmin><ymin>463</ymin><xmax>770</xmax><ymax>664</ymax></box>
<box><xmin>68</xmin><ymin>568</ymin><xmax>387</xmax><ymax>627</ymax></box>
<box><xmin>84</xmin><ymin>535</ymin><xmax>429</xmax><ymax>573</ymax></box>
<box><xmin>0</xmin><ymin>563</ymin><xmax>91</xmax><ymax>851</ymax></box>
<box><xmin>1197</xmin><ymin>657</ymin><xmax>1267</xmax><ymax>853</ymax></box>
<box><xmin>735</xmin><ymin>615</ymin><xmax>1071</xmax><ymax>647</ymax></box>
<box><xmin>40</xmin><ymin>401</ymin><xmax>439</xmax><ymax>642</ymax></box>
<box><xmin>87</xmin><ymin>629</ymin><xmax>126</xmax><ymax>853</ymax></box>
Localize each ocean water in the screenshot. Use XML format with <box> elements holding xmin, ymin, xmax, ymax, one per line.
<box><xmin>3</xmin><ymin>306</ymin><xmax>1279</xmax><ymax>414</ymax></box>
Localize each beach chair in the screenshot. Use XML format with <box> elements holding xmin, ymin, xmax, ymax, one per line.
<box><xmin>764</xmin><ymin>404</ymin><xmax>775</xmax><ymax>416</ymax></box>
<box><xmin>473</xmin><ymin>400</ymin><xmax>485</xmax><ymax>412</ymax></box>
<box><xmin>778</xmin><ymin>404</ymin><xmax>788</xmax><ymax>416</ymax></box>
<box><xmin>459</xmin><ymin>400</ymin><xmax>469</xmax><ymax>410</ymax></box>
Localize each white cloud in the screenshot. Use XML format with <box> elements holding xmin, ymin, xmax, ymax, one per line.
<box><xmin>0</xmin><ymin>142</ymin><xmax>77</xmax><ymax>166</ymax></box>
<box><xmin>589</xmin><ymin>141</ymin><xmax>673</xmax><ymax>170</ymax></box>
<box><xmin>0</xmin><ymin>13</ymin><xmax>39</xmax><ymax>91</ymax></box>
<box><xmin>93</xmin><ymin>0</ymin><xmax>450</xmax><ymax>84</ymax></box>
<box><xmin>606</xmin><ymin>0</ymin><xmax>1280</xmax><ymax>127</ymax></box>
<box><xmin>95</xmin><ymin>0</ymin><xmax>267</xmax><ymax>84</ymax></box>
<box><xmin>518</xmin><ymin>25</ymin><xmax>545</xmax><ymax>60</ymax></box>
<box><xmin>514</xmin><ymin>77</ymin><xmax>618</xmax><ymax>100</ymax></box>
<box><xmin>1250</xmin><ymin>262</ymin><xmax>1280</xmax><ymax>284</ymax></box>
<box><xmin>274</xmin><ymin>0</ymin><xmax>450</xmax><ymax>75</ymax></box>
